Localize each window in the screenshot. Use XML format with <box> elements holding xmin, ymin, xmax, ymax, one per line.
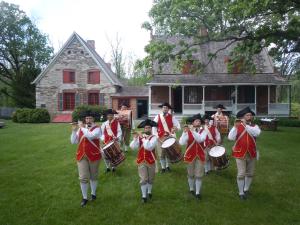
<box><xmin>88</xmin><ymin>70</ymin><xmax>100</xmax><ymax>84</ymax></box>
<box><xmin>63</xmin><ymin>93</ymin><xmax>75</xmax><ymax>110</ymax></box>
<box><xmin>63</xmin><ymin>70</ymin><xmax>75</xmax><ymax>83</ymax></box>
<box><xmin>184</xmin><ymin>87</ymin><xmax>202</xmax><ymax>104</ymax></box>
<box><xmin>88</xmin><ymin>92</ymin><xmax>99</xmax><ymax>105</ymax></box>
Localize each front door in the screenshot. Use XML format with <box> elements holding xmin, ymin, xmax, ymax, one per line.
<box><xmin>172</xmin><ymin>86</ymin><xmax>182</xmax><ymax>113</ymax></box>
<box><xmin>137</xmin><ymin>99</ymin><xmax>148</xmax><ymax>118</ymax></box>
<box><xmin>256</xmin><ymin>86</ymin><xmax>268</xmax><ymax>115</ymax></box>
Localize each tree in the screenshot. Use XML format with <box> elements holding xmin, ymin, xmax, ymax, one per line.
<box><xmin>108</xmin><ymin>34</ymin><xmax>126</xmax><ymax>78</ymax></box>
<box><xmin>142</xmin><ymin>0</ymin><xmax>300</xmax><ymax>74</ymax></box>
<box><xmin>0</xmin><ymin>1</ymin><xmax>53</xmax><ymax>108</ymax></box>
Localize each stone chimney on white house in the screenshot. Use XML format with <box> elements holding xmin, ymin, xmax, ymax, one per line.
<box><xmin>87</xmin><ymin>40</ymin><xmax>95</xmax><ymax>50</ymax></box>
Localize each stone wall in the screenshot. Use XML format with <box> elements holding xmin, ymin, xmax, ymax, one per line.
<box><xmin>35</xmin><ymin>38</ymin><xmax>117</xmax><ymax>116</ymax></box>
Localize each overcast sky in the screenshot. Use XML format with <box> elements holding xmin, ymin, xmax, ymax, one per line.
<box><xmin>5</xmin><ymin>0</ymin><xmax>153</xmax><ymax>62</ymax></box>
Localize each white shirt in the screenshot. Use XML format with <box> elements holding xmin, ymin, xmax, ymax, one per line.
<box><xmin>100</xmin><ymin>120</ymin><xmax>122</xmax><ymax>142</ymax></box>
<box><xmin>228</xmin><ymin>124</ymin><xmax>261</xmax><ymax>141</ymax></box>
<box><xmin>179</xmin><ymin>128</ymin><xmax>207</xmax><ymax>146</ymax></box>
<box><xmin>70</xmin><ymin>124</ymin><xmax>101</xmax><ymax>144</ymax></box>
<box><xmin>130</xmin><ymin>134</ymin><xmax>158</xmax><ymax>151</ymax></box>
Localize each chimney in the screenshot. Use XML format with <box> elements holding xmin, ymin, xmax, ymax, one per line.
<box><xmin>199</xmin><ymin>27</ymin><xmax>208</xmax><ymax>37</ymax></box>
<box><xmin>87</xmin><ymin>40</ymin><xmax>95</xmax><ymax>50</ymax></box>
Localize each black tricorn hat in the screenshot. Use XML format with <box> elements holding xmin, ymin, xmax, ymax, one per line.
<box><xmin>236</xmin><ymin>106</ymin><xmax>255</xmax><ymax>118</ymax></box>
<box><xmin>137</xmin><ymin>119</ymin><xmax>158</xmax><ymax>128</ymax></box>
<box><xmin>191</xmin><ymin>113</ymin><xmax>204</xmax><ymax>123</ymax></box>
<box><xmin>120</xmin><ymin>102</ymin><xmax>129</xmax><ymax>108</ymax></box>
<box><xmin>104</xmin><ymin>109</ymin><xmax>118</xmax><ymax>115</ymax></box>
<box><xmin>79</xmin><ymin>110</ymin><xmax>98</xmax><ymax>118</ymax></box>
<box><xmin>215</xmin><ymin>104</ymin><xmax>226</xmax><ymax>109</ymax></box>
<box><xmin>158</xmin><ymin>102</ymin><xmax>173</xmax><ymax>109</ymax></box>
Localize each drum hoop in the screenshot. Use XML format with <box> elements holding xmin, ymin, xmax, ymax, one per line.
<box><xmin>209</xmin><ymin>145</ymin><xmax>226</xmax><ymax>157</ymax></box>
<box><xmin>161</xmin><ymin>137</ymin><xmax>176</xmax><ymax>148</ymax></box>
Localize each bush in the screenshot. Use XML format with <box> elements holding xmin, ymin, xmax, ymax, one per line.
<box><xmin>72</xmin><ymin>105</ymin><xmax>107</xmax><ymax>122</ymax></box>
<box><xmin>29</xmin><ymin>109</ymin><xmax>50</xmax><ymax>123</ymax></box>
<box><xmin>13</xmin><ymin>108</ymin><xmax>50</xmax><ymax>123</ymax></box>
<box><xmin>277</xmin><ymin>118</ymin><xmax>300</xmax><ymax>127</ymax></box>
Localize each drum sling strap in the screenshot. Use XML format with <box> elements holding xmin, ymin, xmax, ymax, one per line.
<box><xmin>159</xmin><ymin>114</ymin><xmax>171</xmax><ymax>134</ymax></box>
<box><xmin>205</xmin><ymin>125</ymin><xmax>217</xmax><ymax>146</ymax></box>
<box><xmin>105</xmin><ymin>120</ymin><xmax>116</xmax><ymax>139</ymax></box>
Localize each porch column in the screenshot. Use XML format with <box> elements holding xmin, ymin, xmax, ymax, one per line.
<box><xmin>268</xmin><ymin>85</ymin><xmax>270</xmax><ymax>115</ymax></box>
<box><xmin>235</xmin><ymin>85</ymin><xmax>238</xmax><ymax>114</ymax></box>
<box><xmin>254</xmin><ymin>86</ymin><xmax>257</xmax><ymax>114</ymax></box>
<box><xmin>148</xmin><ymin>86</ymin><xmax>151</xmax><ymax>115</ymax></box>
<box><xmin>288</xmin><ymin>85</ymin><xmax>291</xmax><ymax>116</ymax></box>
<box><xmin>169</xmin><ymin>86</ymin><xmax>172</xmax><ymax>105</ymax></box>
<box><xmin>202</xmin><ymin>86</ymin><xmax>205</xmax><ymax>113</ymax></box>
<box><xmin>182</xmin><ymin>86</ymin><xmax>185</xmax><ymax>114</ymax></box>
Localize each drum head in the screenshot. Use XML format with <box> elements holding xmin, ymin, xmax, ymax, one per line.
<box><xmin>103</xmin><ymin>141</ymin><xmax>114</xmax><ymax>150</ymax></box>
<box><xmin>161</xmin><ymin>138</ymin><xmax>176</xmax><ymax>148</ymax></box>
<box><xmin>209</xmin><ymin>146</ymin><xmax>225</xmax><ymax>157</ymax></box>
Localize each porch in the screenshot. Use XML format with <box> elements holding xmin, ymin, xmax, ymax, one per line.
<box><xmin>148</xmin><ymin>85</ymin><xmax>291</xmax><ymax>117</ymax></box>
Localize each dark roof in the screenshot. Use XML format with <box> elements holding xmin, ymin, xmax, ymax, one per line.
<box><xmin>148</xmin><ymin>74</ymin><xmax>289</xmax><ymax>85</ymax></box>
<box><xmin>111</xmin><ymin>86</ymin><xmax>148</xmax><ymax>97</ymax></box>
<box><xmin>152</xmin><ymin>36</ymin><xmax>274</xmax><ymax>74</ymax></box>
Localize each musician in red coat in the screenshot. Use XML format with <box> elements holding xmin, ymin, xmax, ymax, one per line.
<box><xmin>70</xmin><ymin>111</ymin><xmax>102</xmax><ymax>207</ymax></box>
<box><xmin>152</xmin><ymin>102</ymin><xmax>181</xmax><ymax>173</ymax></box>
<box><xmin>202</xmin><ymin>114</ymin><xmax>221</xmax><ymax>174</ymax></box>
<box><xmin>179</xmin><ymin>114</ymin><xmax>207</xmax><ymax>199</ymax></box>
<box><xmin>100</xmin><ymin>109</ymin><xmax>122</xmax><ymax>173</ymax></box>
<box><xmin>130</xmin><ymin>119</ymin><xmax>158</xmax><ymax>203</ymax></box>
<box><xmin>228</xmin><ymin>106</ymin><xmax>261</xmax><ymax>200</ymax></box>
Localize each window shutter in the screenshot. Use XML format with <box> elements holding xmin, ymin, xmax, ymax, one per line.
<box><xmin>58</xmin><ymin>93</ymin><xmax>63</xmax><ymax>111</ymax></box>
<box><xmin>99</xmin><ymin>93</ymin><xmax>105</xmax><ymax>105</ymax></box>
<box><xmin>63</xmin><ymin>71</ymin><xmax>69</xmax><ymax>83</ymax></box>
<box><xmin>95</xmin><ymin>71</ymin><xmax>100</xmax><ymax>83</ymax></box>
<box><xmin>75</xmin><ymin>93</ymin><xmax>80</xmax><ymax>107</ymax></box>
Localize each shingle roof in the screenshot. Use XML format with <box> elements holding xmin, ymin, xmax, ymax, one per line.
<box><xmin>110</xmin><ymin>86</ymin><xmax>148</xmax><ymax>97</ymax></box>
<box><xmin>148</xmin><ymin>74</ymin><xmax>289</xmax><ymax>85</ymax></box>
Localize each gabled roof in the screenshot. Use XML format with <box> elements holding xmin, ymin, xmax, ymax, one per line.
<box><xmin>148</xmin><ymin>73</ymin><xmax>289</xmax><ymax>86</ymax></box>
<box><xmin>32</xmin><ymin>32</ymin><xmax>123</xmax><ymax>86</ymax></box>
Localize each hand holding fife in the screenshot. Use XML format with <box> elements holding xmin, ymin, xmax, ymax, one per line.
<box><xmin>171</xmin><ymin>127</ymin><xmax>178</xmax><ymax>133</ymax></box>
<box><xmin>71</xmin><ymin>122</ymin><xmax>78</xmax><ymax>131</ymax></box>
<box><xmin>183</xmin><ymin>125</ymin><xmax>189</xmax><ymax>133</ymax></box>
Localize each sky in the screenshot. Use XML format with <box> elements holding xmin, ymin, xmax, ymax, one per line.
<box><xmin>5</xmin><ymin>0</ymin><xmax>153</xmax><ymax>62</ymax></box>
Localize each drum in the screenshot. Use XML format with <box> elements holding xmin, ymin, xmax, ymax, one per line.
<box><xmin>161</xmin><ymin>137</ymin><xmax>183</xmax><ymax>163</ymax></box>
<box><xmin>214</xmin><ymin>115</ymin><xmax>229</xmax><ymax>134</ymax></box>
<box><xmin>102</xmin><ymin>141</ymin><xmax>125</xmax><ymax>167</ymax></box>
<box><xmin>208</xmin><ymin>146</ymin><xmax>229</xmax><ymax>170</ymax></box>
<box><xmin>115</xmin><ymin>110</ymin><xmax>132</xmax><ymax>128</ymax></box>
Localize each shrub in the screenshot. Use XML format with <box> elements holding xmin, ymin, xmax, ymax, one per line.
<box><xmin>72</xmin><ymin>105</ymin><xmax>107</xmax><ymax>122</ymax></box>
<box><xmin>29</xmin><ymin>109</ymin><xmax>50</xmax><ymax>123</ymax></box>
<box><xmin>13</xmin><ymin>108</ymin><xmax>50</xmax><ymax>123</ymax></box>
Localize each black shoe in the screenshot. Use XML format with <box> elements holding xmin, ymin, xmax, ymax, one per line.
<box><xmin>106</xmin><ymin>168</ymin><xmax>111</xmax><ymax>173</ymax></box>
<box><xmin>81</xmin><ymin>199</ymin><xmax>88</xmax><ymax>207</ymax></box>
<box><xmin>195</xmin><ymin>194</ymin><xmax>201</xmax><ymax>200</ymax></box>
<box><xmin>239</xmin><ymin>194</ymin><xmax>246</xmax><ymax>200</ymax></box>
<box><xmin>244</xmin><ymin>190</ymin><xmax>249</xmax><ymax>197</ymax></box>
<box><xmin>161</xmin><ymin>168</ymin><xmax>166</xmax><ymax>173</ymax></box>
<box><xmin>205</xmin><ymin>171</ymin><xmax>209</xmax><ymax>175</ymax></box>
<box><xmin>142</xmin><ymin>197</ymin><xmax>147</xmax><ymax>203</ymax></box>
<box><xmin>190</xmin><ymin>190</ymin><xmax>195</xmax><ymax>196</ymax></box>
<box><xmin>112</xmin><ymin>167</ymin><xmax>116</xmax><ymax>172</ymax></box>
<box><xmin>148</xmin><ymin>193</ymin><xmax>152</xmax><ymax>199</ymax></box>
<box><xmin>91</xmin><ymin>195</ymin><xmax>96</xmax><ymax>201</ymax></box>
<box><xmin>166</xmin><ymin>167</ymin><xmax>171</xmax><ymax>172</ymax></box>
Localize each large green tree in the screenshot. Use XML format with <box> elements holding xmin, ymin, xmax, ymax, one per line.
<box><xmin>0</xmin><ymin>1</ymin><xmax>53</xmax><ymax>108</ymax></box>
<box><xmin>142</xmin><ymin>0</ymin><xmax>300</xmax><ymax>74</ymax></box>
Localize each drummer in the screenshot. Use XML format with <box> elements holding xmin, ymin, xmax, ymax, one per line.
<box><xmin>101</xmin><ymin>109</ymin><xmax>122</xmax><ymax>173</ymax></box>
<box><xmin>203</xmin><ymin>114</ymin><xmax>221</xmax><ymax>174</ymax></box>
<box><xmin>119</xmin><ymin>103</ymin><xmax>134</xmax><ymax>152</ymax></box>
<box><xmin>152</xmin><ymin>102</ymin><xmax>181</xmax><ymax>173</ymax></box>
<box><xmin>130</xmin><ymin>119</ymin><xmax>158</xmax><ymax>203</ymax></box>
<box><xmin>179</xmin><ymin>114</ymin><xmax>207</xmax><ymax>199</ymax></box>
<box><xmin>70</xmin><ymin>111</ymin><xmax>102</xmax><ymax>207</ymax></box>
<box><xmin>228</xmin><ymin>106</ymin><xmax>261</xmax><ymax>200</ymax></box>
<box><xmin>211</xmin><ymin>104</ymin><xmax>229</xmax><ymax>141</ymax></box>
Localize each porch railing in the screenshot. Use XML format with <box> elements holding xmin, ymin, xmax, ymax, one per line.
<box><xmin>268</xmin><ymin>103</ymin><xmax>289</xmax><ymax>115</ymax></box>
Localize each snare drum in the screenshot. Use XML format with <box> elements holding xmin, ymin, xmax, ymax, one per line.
<box><xmin>161</xmin><ymin>137</ymin><xmax>183</xmax><ymax>163</ymax></box>
<box><xmin>102</xmin><ymin>141</ymin><xmax>125</xmax><ymax>167</ymax></box>
<box><xmin>208</xmin><ymin>146</ymin><xmax>229</xmax><ymax>170</ymax></box>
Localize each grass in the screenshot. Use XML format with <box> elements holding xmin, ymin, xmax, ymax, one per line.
<box><xmin>0</xmin><ymin>120</ymin><xmax>299</xmax><ymax>225</ymax></box>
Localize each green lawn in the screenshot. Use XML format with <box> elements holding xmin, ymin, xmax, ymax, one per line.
<box><xmin>0</xmin><ymin>121</ymin><xmax>299</xmax><ymax>225</ymax></box>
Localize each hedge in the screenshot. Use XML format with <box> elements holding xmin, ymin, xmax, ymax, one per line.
<box><xmin>12</xmin><ymin>108</ymin><xmax>50</xmax><ymax>123</ymax></box>
<box><xmin>72</xmin><ymin>105</ymin><xmax>107</xmax><ymax>122</ymax></box>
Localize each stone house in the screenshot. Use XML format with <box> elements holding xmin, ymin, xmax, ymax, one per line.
<box><xmin>32</xmin><ymin>32</ymin><xmax>148</xmax><ymax>121</ymax></box>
